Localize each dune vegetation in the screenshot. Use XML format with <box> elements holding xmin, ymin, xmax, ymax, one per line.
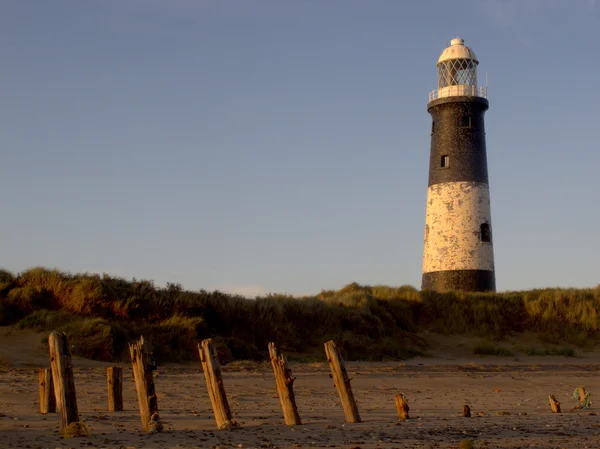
<box><xmin>0</xmin><ymin>267</ymin><xmax>599</xmax><ymax>363</ymax></box>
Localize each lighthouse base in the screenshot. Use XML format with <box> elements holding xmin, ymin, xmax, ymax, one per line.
<box><xmin>422</xmin><ymin>270</ymin><xmax>495</xmax><ymax>293</ymax></box>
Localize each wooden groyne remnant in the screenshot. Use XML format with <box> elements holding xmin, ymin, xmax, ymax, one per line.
<box><xmin>48</xmin><ymin>332</ymin><xmax>80</xmax><ymax>435</ymax></box>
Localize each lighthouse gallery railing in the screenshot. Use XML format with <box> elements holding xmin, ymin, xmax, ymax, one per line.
<box><xmin>429</xmin><ymin>85</ymin><xmax>487</xmax><ymax>102</ymax></box>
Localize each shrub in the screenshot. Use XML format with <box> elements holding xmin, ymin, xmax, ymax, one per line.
<box><xmin>6</xmin><ymin>287</ymin><xmax>56</xmax><ymax>312</ymax></box>
<box><xmin>139</xmin><ymin>315</ymin><xmax>207</xmax><ymax>362</ymax></box>
<box><xmin>0</xmin><ymin>268</ymin><xmax>15</xmax><ymax>283</ymax></box>
<box><xmin>58</xmin><ymin>318</ymin><xmax>125</xmax><ymax>361</ymax></box>
<box><xmin>518</xmin><ymin>346</ymin><xmax>576</xmax><ymax>357</ymax></box>
<box><xmin>473</xmin><ymin>342</ymin><xmax>514</xmax><ymax>356</ymax></box>
<box><xmin>0</xmin><ymin>269</ymin><xmax>15</xmax><ymax>296</ymax></box>
<box><xmin>16</xmin><ymin>309</ymin><xmax>75</xmax><ymax>331</ymax></box>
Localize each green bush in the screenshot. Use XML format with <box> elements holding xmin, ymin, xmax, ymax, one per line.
<box><xmin>473</xmin><ymin>342</ymin><xmax>514</xmax><ymax>356</ymax></box>
<box><xmin>0</xmin><ymin>268</ymin><xmax>15</xmax><ymax>283</ymax></box>
<box><xmin>518</xmin><ymin>346</ymin><xmax>576</xmax><ymax>357</ymax></box>
<box><xmin>6</xmin><ymin>286</ymin><xmax>56</xmax><ymax>312</ymax></box>
<box><xmin>16</xmin><ymin>309</ymin><xmax>75</xmax><ymax>331</ymax></box>
<box><xmin>0</xmin><ymin>269</ymin><xmax>16</xmax><ymax>298</ymax></box>
<box><xmin>58</xmin><ymin>318</ymin><xmax>125</xmax><ymax>361</ymax></box>
<box><xmin>138</xmin><ymin>315</ymin><xmax>207</xmax><ymax>362</ymax></box>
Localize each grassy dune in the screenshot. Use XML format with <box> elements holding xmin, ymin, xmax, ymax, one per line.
<box><xmin>1</xmin><ymin>267</ymin><xmax>599</xmax><ymax>363</ymax></box>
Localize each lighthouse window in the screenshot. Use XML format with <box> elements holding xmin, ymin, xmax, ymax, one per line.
<box><xmin>431</xmin><ymin>121</ymin><xmax>435</xmax><ymax>134</ymax></box>
<box><xmin>438</xmin><ymin>59</ymin><xmax>477</xmax><ymax>88</ymax></box>
<box><xmin>441</xmin><ymin>155</ymin><xmax>449</xmax><ymax>168</ymax></box>
<box><xmin>459</xmin><ymin>116</ymin><xmax>472</xmax><ymax>128</ymax></box>
<box><xmin>480</xmin><ymin>223</ymin><xmax>491</xmax><ymax>243</ymax></box>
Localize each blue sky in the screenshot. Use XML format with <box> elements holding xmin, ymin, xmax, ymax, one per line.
<box><xmin>1</xmin><ymin>0</ymin><xmax>599</xmax><ymax>296</ymax></box>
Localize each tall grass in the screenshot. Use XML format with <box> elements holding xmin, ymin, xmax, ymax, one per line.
<box><xmin>1</xmin><ymin>267</ymin><xmax>599</xmax><ymax>363</ymax></box>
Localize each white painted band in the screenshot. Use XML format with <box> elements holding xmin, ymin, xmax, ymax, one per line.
<box><xmin>422</xmin><ymin>181</ymin><xmax>495</xmax><ymax>273</ymax></box>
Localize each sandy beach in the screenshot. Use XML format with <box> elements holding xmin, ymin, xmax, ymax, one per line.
<box><xmin>1</xmin><ymin>328</ymin><xmax>600</xmax><ymax>449</ymax></box>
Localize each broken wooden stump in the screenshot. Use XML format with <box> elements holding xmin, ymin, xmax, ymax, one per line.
<box><xmin>573</xmin><ymin>386</ymin><xmax>591</xmax><ymax>409</ymax></box>
<box><xmin>549</xmin><ymin>394</ymin><xmax>561</xmax><ymax>413</ymax></box>
<box><xmin>48</xmin><ymin>332</ymin><xmax>79</xmax><ymax>435</ymax></box>
<box><xmin>199</xmin><ymin>338</ymin><xmax>239</xmax><ymax>430</ymax></box>
<box><xmin>324</xmin><ymin>340</ymin><xmax>361</xmax><ymax>423</ymax></box>
<box><xmin>129</xmin><ymin>336</ymin><xmax>161</xmax><ymax>432</ymax></box>
<box><xmin>38</xmin><ymin>368</ymin><xmax>56</xmax><ymax>414</ymax></box>
<box><xmin>463</xmin><ymin>404</ymin><xmax>471</xmax><ymax>418</ymax></box>
<box><xmin>395</xmin><ymin>393</ymin><xmax>409</xmax><ymax>420</ymax></box>
<box><xmin>106</xmin><ymin>366</ymin><xmax>123</xmax><ymax>412</ymax></box>
<box><xmin>268</xmin><ymin>342</ymin><xmax>302</xmax><ymax>426</ymax></box>
<box><xmin>148</xmin><ymin>412</ymin><xmax>163</xmax><ymax>433</ymax></box>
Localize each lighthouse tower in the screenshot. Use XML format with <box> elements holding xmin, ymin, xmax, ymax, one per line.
<box><xmin>421</xmin><ymin>38</ymin><xmax>496</xmax><ymax>292</ymax></box>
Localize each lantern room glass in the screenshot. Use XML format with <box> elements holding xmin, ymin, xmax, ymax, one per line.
<box><xmin>438</xmin><ymin>58</ymin><xmax>478</xmax><ymax>89</ymax></box>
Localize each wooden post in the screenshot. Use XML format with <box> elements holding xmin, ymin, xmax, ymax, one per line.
<box><xmin>268</xmin><ymin>342</ymin><xmax>302</xmax><ymax>426</ymax></box>
<box><xmin>38</xmin><ymin>368</ymin><xmax>56</xmax><ymax>414</ymax></box>
<box><xmin>548</xmin><ymin>394</ymin><xmax>561</xmax><ymax>413</ymax></box>
<box><xmin>324</xmin><ymin>340</ymin><xmax>361</xmax><ymax>423</ymax></box>
<box><xmin>577</xmin><ymin>386</ymin><xmax>587</xmax><ymax>404</ymax></box>
<box><xmin>463</xmin><ymin>404</ymin><xmax>471</xmax><ymax>418</ymax></box>
<box><xmin>128</xmin><ymin>336</ymin><xmax>160</xmax><ymax>432</ymax></box>
<box><xmin>199</xmin><ymin>338</ymin><xmax>239</xmax><ymax>430</ymax></box>
<box><xmin>48</xmin><ymin>332</ymin><xmax>79</xmax><ymax>434</ymax></box>
<box><xmin>106</xmin><ymin>367</ymin><xmax>123</xmax><ymax>412</ymax></box>
<box><xmin>395</xmin><ymin>393</ymin><xmax>409</xmax><ymax>420</ymax></box>
<box><xmin>575</xmin><ymin>386</ymin><xmax>590</xmax><ymax>408</ymax></box>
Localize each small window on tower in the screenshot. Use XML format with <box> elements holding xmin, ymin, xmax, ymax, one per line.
<box><xmin>431</xmin><ymin>121</ymin><xmax>435</xmax><ymax>134</ymax></box>
<box><xmin>441</xmin><ymin>155</ymin><xmax>449</xmax><ymax>168</ymax></box>
<box><xmin>480</xmin><ymin>223</ymin><xmax>491</xmax><ymax>243</ymax></box>
<box><xmin>460</xmin><ymin>116</ymin><xmax>472</xmax><ymax>128</ymax></box>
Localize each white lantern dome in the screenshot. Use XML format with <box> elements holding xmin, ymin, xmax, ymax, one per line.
<box><xmin>437</xmin><ymin>38</ymin><xmax>478</xmax><ymax>65</ymax></box>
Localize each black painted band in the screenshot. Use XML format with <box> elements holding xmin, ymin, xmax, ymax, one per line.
<box><xmin>428</xmin><ymin>96</ymin><xmax>490</xmax><ymax>187</ymax></box>
<box><xmin>422</xmin><ymin>270</ymin><xmax>496</xmax><ymax>292</ymax></box>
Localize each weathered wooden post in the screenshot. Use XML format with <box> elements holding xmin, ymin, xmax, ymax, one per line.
<box><xmin>268</xmin><ymin>342</ymin><xmax>302</xmax><ymax>426</ymax></box>
<box><xmin>38</xmin><ymin>368</ymin><xmax>56</xmax><ymax>414</ymax></box>
<box><xmin>106</xmin><ymin>366</ymin><xmax>123</xmax><ymax>412</ymax></box>
<box><xmin>198</xmin><ymin>338</ymin><xmax>239</xmax><ymax>430</ymax></box>
<box><xmin>463</xmin><ymin>404</ymin><xmax>471</xmax><ymax>418</ymax></box>
<box><xmin>129</xmin><ymin>336</ymin><xmax>161</xmax><ymax>432</ymax></box>
<box><xmin>574</xmin><ymin>386</ymin><xmax>591</xmax><ymax>408</ymax></box>
<box><xmin>324</xmin><ymin>340</ymin><xmax>361</xmax><ymax>423</ymax></box>
<box><xmin>549</xmin><ymin>394</ymin><xmax>561</xmax><ymax>413</ymax></box>
<box><xmin>48</xmin><ymin>332</ymin><xmax>79</xmax><ymax>434</ymax></box>
<box><xmin>395</xmin><ymin>393</ymin><xmax>409</xmax><ymax>420</ymax></box>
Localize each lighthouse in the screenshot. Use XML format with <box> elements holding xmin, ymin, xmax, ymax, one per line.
<box><xmin>421</xmin><ymin>38</ymin><xmax>496</xmax><ymax>292</ymax></box>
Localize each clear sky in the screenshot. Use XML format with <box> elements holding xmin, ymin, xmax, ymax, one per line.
<box><xmin>1</xmin><ymin>0</ymin><xmax>599</xmax><ymax>296</ymax></box>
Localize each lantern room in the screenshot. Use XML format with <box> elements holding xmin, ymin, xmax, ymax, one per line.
<box><xmin>429</xmin><ymin>38</ymin><xmax>487</xmax><ymax>101</ymax></box>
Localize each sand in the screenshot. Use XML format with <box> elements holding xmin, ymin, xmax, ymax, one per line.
<box><xmin>1</xmin><ymin>327</ymin><xmax>600</xmax><ymax>449</ymax></box>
